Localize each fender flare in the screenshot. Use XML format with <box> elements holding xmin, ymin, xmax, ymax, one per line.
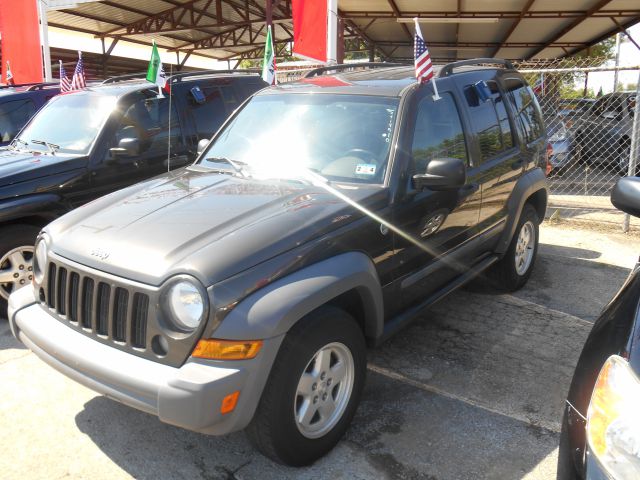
<box><xmin>213</xmin><ymin>252</ymin><xmax>384</xmax><ymax>341</ymax></box>
<box><xmin>495</xmin><ymin>168</ymin><xmax>548</xmax><ymax>254</ymax></box>
<box><xmin>0</xmin><ymin>193</ymin><xmax>68</xmax><ymax>224</ymax></box>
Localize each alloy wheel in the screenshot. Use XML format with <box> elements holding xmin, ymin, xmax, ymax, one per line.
<box><xmin>515</xmin><ymin>221</ymin><xmax>536</xmax><ymax>276</ymax></box>
<box><xmin>294</xmin><ymin>341</ymin><xmax>355</xmax><ymax>439</ymax></box>
<box><xmin>0</xmin><ymin>246</ymin><xmax>35</xmax><ymax>300</ymax></box>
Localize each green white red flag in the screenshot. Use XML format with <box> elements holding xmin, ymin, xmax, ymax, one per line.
<box><xmin>262</xmin><ymin>25</ymin><xmax>276</xmax><ymax>85</ymax></box>
<box><xmin>146</xmin><ymin>41</ymin><xmax>167</xmax><ymax>91</ymax></box>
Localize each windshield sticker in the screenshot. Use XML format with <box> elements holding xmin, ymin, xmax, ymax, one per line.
<box><xmin>355</xmin><ymin>164</ymin><xmax>376</xmax><ymax>175</ymax></box>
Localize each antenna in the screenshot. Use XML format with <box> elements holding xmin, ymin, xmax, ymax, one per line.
<box><xmin>167</xmin><ymin>63</ymin><xmax>173</xmax><ymax>173</ymax></box>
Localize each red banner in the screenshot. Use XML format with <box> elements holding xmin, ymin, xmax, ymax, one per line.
<box><xmin>0</xmin><ymin>0</ymin><xmax>43</xmax><ymax>84</ymax></box>
<box><xmin>292</xmin><ymin>0</ymin><xmax>327</xmax><ymax>63</ymax></box>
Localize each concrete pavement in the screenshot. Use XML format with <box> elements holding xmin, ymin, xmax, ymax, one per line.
<box><xmin>1</xmin><ymin>223</ymin><xmax>638</xmax><ymax>480</ymax></box>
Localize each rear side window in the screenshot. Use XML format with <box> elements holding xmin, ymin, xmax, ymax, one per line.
<box><xmin>0</xmin><ymin>99</ymin><xmax>36</xmax><ymax>142</ymax></box>
<box><xmin>464</xmin><ymin>82</ymin><xmax>513</xmax><ymax>161</ymax></box>
<box><xmin>189</xmin><ymin>86</ymin><xmax>230</xmax><ymax>140</ymax></box>
<box><xmin>411</xmin><ymin>92</ymin><xmax>468</xmax><ymax>173</ymax></box>
<box><xmin>504</xmin><ymin>78</ymin><xmax>544</xmax><ymax>144</ymax></box>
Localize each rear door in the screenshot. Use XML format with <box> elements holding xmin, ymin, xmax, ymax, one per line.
<box><xmin>184</xmin><ymin>81</ymin><xmax>238</xmax><ymax>144</ymax></box>
<box><xmin>391</xmin><ymin>86</ymin><xmax>482</xmax><ymax>309</ymax></box>
<box><xmin>454</xmin><ymin>74</ymin><xmax>526</xmax><ymax>232</ymax></box>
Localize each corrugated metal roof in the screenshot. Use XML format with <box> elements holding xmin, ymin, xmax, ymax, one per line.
<box><xmin>46</xmin><ymin>0</ymin><xmax>640</xmax><ymax>62</ymax></box>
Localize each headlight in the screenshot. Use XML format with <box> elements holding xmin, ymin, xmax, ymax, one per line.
<box><xmin>587</xmin><ymin>355</ymin><xmax>640</xmax><ymax>478</ymax></box>
<box><xmin>33</xmin><ymin>238</ymin><xmax>48</xmax><ymax>284</ymax></box>
<box><xmin>164</xmin><ymin>278</ymin><xmax>207</xmax><ymax>331</ymax></box>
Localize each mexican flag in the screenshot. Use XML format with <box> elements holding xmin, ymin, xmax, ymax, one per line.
<box><xmin>146</xmin><ymin>41</ymin><xmax>167</xmax><ymax>90</ymax></box>
<box><xmin>262</xmin><ymin>25</ymin><xmax>276</xmax><ymax>85</ymax></box>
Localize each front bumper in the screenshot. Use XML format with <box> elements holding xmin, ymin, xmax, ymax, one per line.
<box><xmin>8</xmin><ymin>286</ymin><xmax>283</xmax><ymax>435</ymax></box>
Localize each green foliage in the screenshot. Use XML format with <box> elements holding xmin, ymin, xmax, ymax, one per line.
<box><xmin>574</xmin><ymin>37</ymin><xmax>616</xmax><ymax>62</ymax></box>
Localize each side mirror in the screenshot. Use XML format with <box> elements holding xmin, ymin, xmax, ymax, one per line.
<box><xmin>197</xmin><ymin>138</ymin><xmax>210</xmax><ymax>155</ymax></box>
<box><xmin>611</xmin><ymin>177</ymin><xmax>640</xmax><ymax>218</ymax></box>
<box><xmin>412</xmin><ymin>157</ymin><xmax>466</xmax><ymax>191</ymax></box>
<box><xmin>110</xmin><ymin>137</ymin><xmax>140</xmax><ymax>157</ymax></box>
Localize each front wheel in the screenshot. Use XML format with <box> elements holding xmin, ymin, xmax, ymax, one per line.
<box><xmin>246</xmin><ymin>306</ymin><xmax>366</xmax><ymax>466</ymax></box>
<box><xmin>488</xmin><ymin>204</ymin><xmax>539</xmax><ymax>292</ymax></box>
<box><xmin>0</xmin><ymin>224</ymin><xmax>41</xmax><ymax>316</ymax></box>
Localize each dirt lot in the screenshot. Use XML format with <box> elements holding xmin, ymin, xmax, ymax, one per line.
<box><xmin>1</xmin><ymin>222</ymin><xmax>638</xmax><ymax>480</ymax></box>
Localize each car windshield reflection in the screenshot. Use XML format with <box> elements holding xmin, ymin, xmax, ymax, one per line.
<box><xmin>200</xmin><ymin>93</ymin><xmax>399</xmax><ymax>184</ymax></box>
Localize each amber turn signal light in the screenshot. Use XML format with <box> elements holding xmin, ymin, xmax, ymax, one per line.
<box><xmin>221</xmin><ymin>391</ymin><xmax>240</xmax><ymax>414</ymax></box>
<box><xmin>192</xmin><ymin>339</ymin><xmax>263</xmax><ymax>360</ymax></box>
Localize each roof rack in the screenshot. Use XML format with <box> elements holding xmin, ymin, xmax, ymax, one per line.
<box><xmin>167</xmin><ymin>69</ymin><xmax>260</xmax><ymax>83</ymax></box>
<box><xmin>26</xmin><ymin>83</ymin><xmax>60</xmax><ymax>91</ymax></box>
<box><xmin>0</xmin><ymin>81</ymin><xmax>58</xmax><ymax>90</ymax></box>
<box><xmin>101</xmin><ymin>69</ymin><xmax>261</xmax><ymax>85</ymax></box>
<box><xmin>101</xmin><ymin>72</ymin><xmax>148</xmax><ymax>84</ymax></box>
<box><xmin>303</xmin><ymin>62</ymin><xmax>408</xmax><ymax>78</ymax></box>
<box><xmin>438</xmin><ymin>58</ymin><xmax>515</xmax><ymax>78</ymax></box>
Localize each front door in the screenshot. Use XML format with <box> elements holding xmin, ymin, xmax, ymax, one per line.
<box><xmin>90</xmin><ymin>91</ymin><xmax>189</xmax><ymax>199</ymax></box>
<box><xmin>392</xmin><ymin>87</ymin><xmax>482</xmax><ymax>310</ymax></box>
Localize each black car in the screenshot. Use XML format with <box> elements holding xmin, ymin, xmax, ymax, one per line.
<box><xmin>0</xmin><ymin>70</ymin><xmax>267</xmax><ymax>312</ymax></box>
<box><xmin>558</xmin><ymin>176</ymin><xmax>640</xmax><ymax>479</ymax></box>
<box><xmin>9</xmin><ymin>59</ymin><xmax>548</xmax><ymax>466</ymax></box>
<box><xmin>0</xmin><ymin>83</ymin><xmax>60</xmax><ymax>146</ymax></box>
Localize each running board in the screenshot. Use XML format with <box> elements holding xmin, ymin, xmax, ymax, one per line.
<box><xmin>377</xmin><ymin>255</ymin><xmax>499</xmax><ymax>346</ymax></box>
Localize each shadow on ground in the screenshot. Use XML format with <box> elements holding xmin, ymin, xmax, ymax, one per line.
<box><xmin>0</xmin><ymin>319</ymin><xmax>25</xmax><ymax>352</ymax></box>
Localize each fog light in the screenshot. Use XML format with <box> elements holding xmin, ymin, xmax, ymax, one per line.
<box><xmin>192</xmin><ymin>339</ymin><xmax>262</xmax><ymax>360</ymax></box>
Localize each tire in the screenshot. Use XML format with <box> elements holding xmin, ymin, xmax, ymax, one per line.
<box><xmin>0</xmin><ymin>224</ymin><xmax>41</xmax><ymax>316</ymax></box>
<box><xmin>617</xmin><ymin>140</ymin><xmax>634</xmax><ymax>176</ymax></box>
<box><xmin>246</xmin><ymin>306</ymin><xmax>367</xmax><ymax>466</ymax></box>
<box><xmin>488</xmin><ymin>203</ymin><xmax>539</xmax><ymax>292</ymax></box>
<box><xmin>557</xmin><ymin>409</ymin><xmax>580</xmax><ymax>480</ymax></box>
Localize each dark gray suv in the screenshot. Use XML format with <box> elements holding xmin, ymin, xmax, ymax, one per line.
<box><xmin>8</xmin><ymin>59</ymin><xmax>549</xmax><ymax>466</ymax></box>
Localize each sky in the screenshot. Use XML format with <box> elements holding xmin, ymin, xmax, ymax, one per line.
<box><xmin>585</xmin><ymin>23</ymin><xmax>640</xmax><ymax>94</ymax></box>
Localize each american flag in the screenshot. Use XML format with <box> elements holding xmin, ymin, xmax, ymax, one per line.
<box><xmin>70</xmin><ymin>51</ymin><xmax>86</xmax><ymax>90</ymax></box>
<box><xmin>59</xmin><ymin>60</ymin><xmax>71</xmax><ymax>92</ymax></box>
<box><xmin>414</xmin><ymin>18</ymin><xmax>434</xmax><ymax>83</ymax></box>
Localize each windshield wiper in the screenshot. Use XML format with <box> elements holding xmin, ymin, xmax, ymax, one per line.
<box><xmin>10</xmin><ymin>138</ymin><xmax>29</xmax><ymax>149</ymax></box>
<box><xmin>204</xmin><ymin>156</ymin><xmax>249</xmax><ymax>177</ymax></box>
<box><xmin>31</xmin><ymin>139</ymin><xmax>60</xmax><ymax>155</ymax></box>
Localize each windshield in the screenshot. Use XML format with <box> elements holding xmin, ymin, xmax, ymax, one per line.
<box><xmin>200</xmin><ymin>94</ymin><xmax>399</xmax><ymax>184</ymax></box>
<box><xmin>15</xmin><ymin>92</ymin><xmax>117</xmax><ymax>155</ymax></box>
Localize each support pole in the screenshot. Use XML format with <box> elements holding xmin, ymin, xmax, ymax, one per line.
<box><xmin>623</xmin><ymin>71</ymin><xmax>640</xmax><ymax>233</ymax></box>
<box><xmin>37</xmin><ymin>0</ymin><xmax>52</xmax><ymax>82</ymax></box>
<box><xmin>613</xmin><ymin>32</ymin><xmax>621</xmax><ymax>91</ymax></box>
<box><xmin>327</xmin><ymin>0</ymin><xmax>338</xmax><ymax>64</ymax></box>
<box><xmin>337</xmin><ymin>17</ymin><xmax>344</xmax><ymax>64</ymax></box>
<box><xmin>265</xmin><ymin>0</ymin><xmax>272</xmax><ymax>28</ymax></box>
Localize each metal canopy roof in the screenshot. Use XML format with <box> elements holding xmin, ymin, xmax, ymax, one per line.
<box><xmin>48</xmin><ymin>0</ymin><xmax>640</xmax><ymax>63</ymax></box>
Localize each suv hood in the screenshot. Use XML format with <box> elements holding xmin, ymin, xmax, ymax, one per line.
<box><xmin>0</xmin><ymin>147</ymin><xmax>87</xmax><ymax>187</ymax></box>
<box><xmin>47</xmin><ymin>167</ymin><xmax>385</xmax><ymax>286</ymax></box>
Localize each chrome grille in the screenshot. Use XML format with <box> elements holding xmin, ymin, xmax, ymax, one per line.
<box><xmin>43</xmin><ymin>261</ymin><xmax>150</xmax><ymax>349</ymax></box>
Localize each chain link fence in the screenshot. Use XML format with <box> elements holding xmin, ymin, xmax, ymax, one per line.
<box><xmin>514</xmin><ymin>58</ymin><xmax>640</xmax><ymax>231</ymax></box>
<box><xmin>276</xmin><ymin>58</ymin><xmax>640</xmax><ymax>230</ymax></box>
